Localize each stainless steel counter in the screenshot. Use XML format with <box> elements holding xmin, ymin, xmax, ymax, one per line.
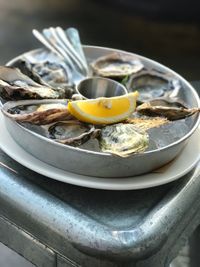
<box><xmin>0</xmin><ymin>151</ymin><xmax>200</xmax><ymax>267</ymax></box>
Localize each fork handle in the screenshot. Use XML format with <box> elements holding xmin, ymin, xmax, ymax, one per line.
<box><xmin>66</xmin><ymin>28</ymin><xmax>87</xmax><ymax>66</ymax></box>
<box><xmin>56</xmin><ymin>27</ymin><xmax>88</xmax><ymax>75</ymax></box>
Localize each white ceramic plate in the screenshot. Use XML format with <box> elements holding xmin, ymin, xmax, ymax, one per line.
<box><xmin>0</xmin><ymin>113</ymin><xmax>200</xmax><ymax>190</ymax></box>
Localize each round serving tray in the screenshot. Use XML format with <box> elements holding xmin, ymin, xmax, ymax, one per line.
<box><xmin>3</xmin><ymin>46</ymin><xmax>200</xmax><ymax>178</ymax></box>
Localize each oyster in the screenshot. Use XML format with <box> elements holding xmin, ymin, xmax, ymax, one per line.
<box><xmin>91</xmin><ymin>53</ymin><xmax>143</xmax><ymax>79</ymax></box>
<box><xmin>99</xmin><ymin>123</ymin><xmax>149</xmax><ymax>157</ymax></box>
<box><xmin>143</xmin><ymin>98</ymin><xmax>187</xmax><ymax>109</ymax></box>
<box><xmin>2</xmin><ymin>99</ymin><xmax>73</xmax><ymax>125</ymax></box>
<box><xmin>47</xmin><ymin>121</ymin><xmax>99</xmax><ymax>146</ymax></box>
<box><xmin>13</xmin><ymin>58</ymin><xmax>74</xmax><ymax>98</ymax></box>
<box><xmin>136</xmin><ymin>101</ymin><xmax>200</xmax><ymax>120</ymax></box>
<box><xmin>127</xmin><ymin>69</ymin><xmax>181</xmax><ymax>104</ymax></box>
<box><xmin>12</xmin><ymin>59</ymin><xmax>49</xmax><ymax>86</ymax></box>
<box><xmin>0</xmin><ymin>66</ymin><xmax>65</xmax><ymax>101</ymax></box>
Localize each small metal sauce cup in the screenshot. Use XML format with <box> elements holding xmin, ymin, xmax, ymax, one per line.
<box><xmin>75</xmin><ymin>77</ymin><xmax>128</xmax><ymax>99</ymax></box>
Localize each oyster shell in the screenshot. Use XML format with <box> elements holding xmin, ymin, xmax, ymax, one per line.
<box><xmin>2</xmin><ymin>99</ymin><xmax>99</xmax><ymax>146</ymax></box>
<box><xmin>143</xmin><ymin>98</ymin><xmax>187</xmax><ymax>109</ymax></box>
<box><xmin>2</xmin><ymin>99</ymin><xmax>73</xmax><ymax>125</ymax></box>
<box><xmin>91</xmin><ymin>53</ymin><xmax>143</xmax><ymax>79</ymax></box>
<box><xmin>99</xmin><ymin>123</ymin><xmax>149</xmax><ymax>157</ymax></box>
<box><xmin>13</xmin><ymin>58</ymin><xmax>74</xmax><ymax>98</ymax></box>
<box><xmin>12</xmin><ymin>59</ymin><xmax>49</xmax><ymax>86</ymax></box>
<box><xmin>0</xmin><ymin>66</ymin><xmax>65</xmax><ymax>101</ymax></box>
<box><xmin>47</xmin><ymin>121</ymin><xmax>99</xmax><ymax>146</ymax></box>
<box><xmin>136</xmin><ymin>101</ymin><xmax>200</xmax><ymax>120</ymax></box>
<box><xmin>127</xmin><ymin>69</ymin><xmax>181</xmax><ymax>104</ymax></box>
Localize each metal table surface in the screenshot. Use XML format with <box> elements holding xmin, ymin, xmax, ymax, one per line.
<box><xmin>0</xmin><ymin>83</ymin><xmax>200</xmax><ymax>267</ymax></box>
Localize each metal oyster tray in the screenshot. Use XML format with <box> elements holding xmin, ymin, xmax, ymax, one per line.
<box><xmin>3</xmin><ymin>45</ymin><xmax>200</xmax><ymax>178</ymax></box>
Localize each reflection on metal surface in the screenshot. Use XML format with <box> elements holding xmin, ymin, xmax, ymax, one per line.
<box><xmin>0</xmin><ymin>241</ymin><xmax>34</xmax><ymax>267</ymax></box>
<box><xmin>0</xmin><ymin>161</ymin><xmax>18</xmax><ymax>174</ymax></box>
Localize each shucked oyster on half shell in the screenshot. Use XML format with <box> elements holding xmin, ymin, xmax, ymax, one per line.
<box><xmin>127</xmin><ymin>69</ymin><xmax>182</xmax><ymax>104</ymax></box>
<box><xmin>2</xmin><ymin>99</ymin><xmax>73</xmax><ymax>125</ymax></box>
<box><xmin>99</xmin><ymin>117</ymin><xmax>171</xmax><ymax>157</ymax></box>
<box><xmin>0</xmin><ymin>66</ymin><xmax>65</xmax><ymax>101</ymax></box>
<box><xmin>99</xmin><ymin>123</ymin><xmax>149</xmax><ymax>157</ymax></box>
<box><xmin>46</xmin><ymin>121</ymin><xmax>99</xmax><ymax>146</ymax></box>
<box><xmin>12</xmin><ymin>58</ymin><xmax>74</xmax><ymax>99</ymax></box>
<box><xmin>90</xmin><ymin>53</ymin><xmax>144</xmax><ymax>79</ymax></box>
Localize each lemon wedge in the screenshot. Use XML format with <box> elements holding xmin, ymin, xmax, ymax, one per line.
<box><xmin>68</xmin><ymin>91</ymin><xmax>139</xmax><ymax>124</ymax></box>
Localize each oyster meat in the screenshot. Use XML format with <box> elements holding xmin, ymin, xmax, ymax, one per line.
<box><xmin>47</xmin><ymin>121</ymin><xmax>98</xmax><ymax>146</ymax></box>
<box><xmin>99</xmin><ymin>123</ymin><xmax>149</xmax><ymax>157</ymax></box>
<box><xmin>91</xmin><ymin>53</ymin><xmax>143</xmax><ymax>79</ymax></box>
<box><xmin>127</xmin><ymin>69</ymin><xmax>181</xmax><ymax>104</ymax></box>
<box><xmin>0</xmin><ymin>66</ymin><xmax>65</xmax><ymax>101</ymax></box>
<box><xmin>2</xmin><ymin>99</ymin><xmax>73</xmax><ymax>125</ymax></box>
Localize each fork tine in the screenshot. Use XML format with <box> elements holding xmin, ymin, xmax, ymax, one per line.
<box><xmin>33</xmin><ymin>29</ymin><xmax>63</xmax><ymax>60</ymax></box>
<box><xmin>33</xmin><ymin>27</ymin><xmax>88</xmax><ymax>76</ymax></box>
<box><xmin>33</xmin><ymin>28</ymin><xmax>74</xmax><ymax>71</ymax></box>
